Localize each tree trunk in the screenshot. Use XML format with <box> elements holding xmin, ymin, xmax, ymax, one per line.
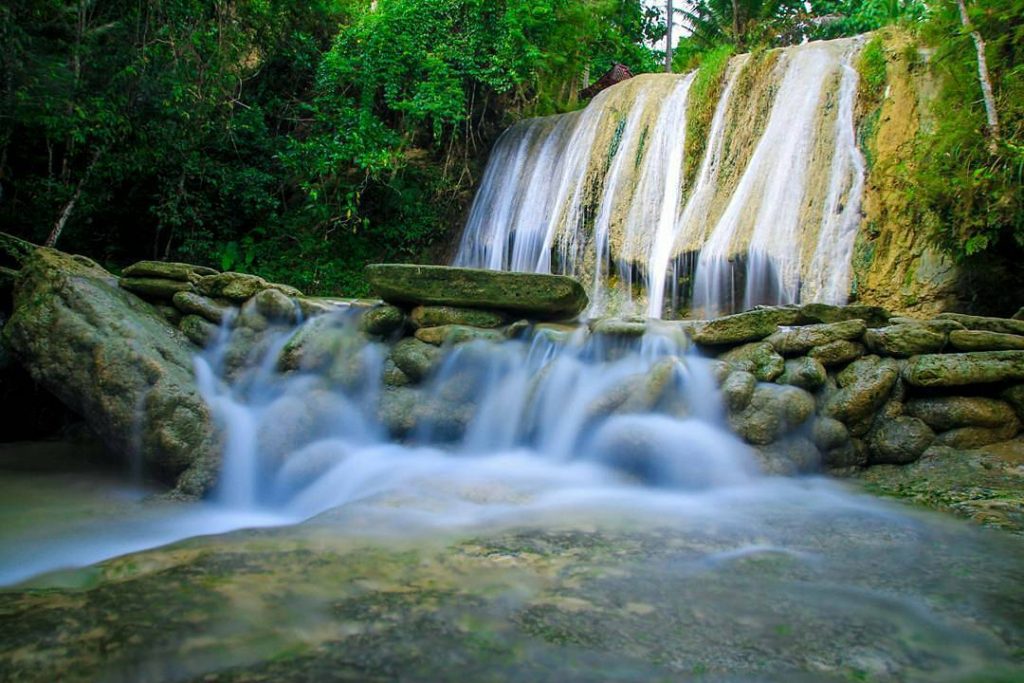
<box><xmin>45</xmin><ymin>149</ymin><xmax>101</xmax><ymax>248</ymax></box>
<box><xmin>665</xmin><ymin>0</ymin><xmax>674</xmax><ymax>73</ymax></box>
<box><xmin>732</xmin><ymin>0</ymin><xmax>741</xmax><ymax>46</ymax></box>
<box><xmin>956</xmin><ymin>0</ymin><xmax>1000</xmax><ymax>152</ymax></box>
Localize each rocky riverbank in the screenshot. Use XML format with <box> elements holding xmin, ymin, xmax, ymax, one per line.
<box><xmin>1</xmin><ymin>239</ymin><xmax>1022</xmax><ymax>530</ymax></box>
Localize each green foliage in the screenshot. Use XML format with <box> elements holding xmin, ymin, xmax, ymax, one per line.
<box><xmin>683</xmin><ymin>45</ymin><xmax>734</xmax><ymax>189</ymax></box>
<box><xmin>912</xmin><ymin>0</ymin><xmax>1024</xmax><ymax>261</ymax></box>
<box><xmin>858</xmin><ymin>36</ymin><xmax>889</xmax><ymax>99</ymax></box>
<box><xmin>0</xmin><ymin>1</ymin><xmax>659</xmax><ymax>295</ymax></box>
<box><xmin>812</xmin><ymin>1</ymin><xmax>928</xmax><ymax>39</ymax></box>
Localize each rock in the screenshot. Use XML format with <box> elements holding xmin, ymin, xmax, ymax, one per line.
<box><xmin>155</xmin><ymin>304</ymin><xmax>182</xmax><ymax>326</ymax></box>
<box><xmin>948</xmin><ymin>329</ymin><xmax>1024</xmax><ymax>352</ymax></box>
<box><xmin>413</xmin><ymin>325</ymin><xmax>505</xmax><ymax>346</ymax></box>
<box><xmin>382</xmin><ymin>358</ymin><xmax>412</xmax><ymax>387</ymax></box>
<box><xmin>237</xmin><ymin>304</ymin><xmax>269</xmax><ymax>332</ymax></box>
<box><xmin>807</xmin><ymin>340</ymin><xmax>866</xmax><ymax>366</ymax></box>
<box><xmin>729</xmin><ymin>384</ymin><xmax>814</xmax><ymax>445</ymax></box>
<box><xmin>888</xmin><ymin>317</ymin><xmax>965</xmax><ymax>333</ymax></box>
<box><xmin>863</xmin><ymin>324</ymin><xmax>946</xmax><ymax>357</ymax></box>
<box><xmin>254</xmin><ymin>288</ymin><xmax>299</xmax><ymax>323</ymax></box>
<box><xmin>934</xmin><ymin>423</ymin><xmax>1020</xmax><ymax>449</ymax></box>
<box><xmin>1</xmin><ymin>265</ymin><xmax>20</xmax><ymax>294</ymax></box>
<box><xmin>296</xmin><ymin>297</ymin><xmax>350</xmax><ymax>319</ymax></box>
<box><xmin>197</xmin><ymin>272</ymin><xmax>301</xmax><ymax>302</ymax></box>
<box><xmin>172</xmin><ymin>291</ymin><xmax>233</xmax><ymax>325</ymax></box>
<box><xmin>377</xmin><ymin>386</ymin><xmax>421</xmax><ymax>437</ymax></box>
<box><xmin>591</xmin><ymin>318</ymin><xmax>648</xmax><ymax>337</ymax></box>
<box><xmin>777</xmin><ymin>357</ymin><xmax>827</xmax><ymax>391</ymax></box>
<box><xmin>766</xmin><ymin>320</ymin><xmax>866</xmax><ymax>355</ymax></box>
<box><xmin>389</xmin><ymin>337</ymin><xmax>443</xmax><ymax>383</ymax></box>
<box><xmin>359</xmin><ymin>305</ymin><xmax>405</xmax><ymax>337</ymax></box>
<box><xmin>721</xmin><ymin>371</ymin><xmax>757</xmax><ymax>412</ymax></box>
<box><xmin>3</xmin><ymin>248</ymin><xmax>219</xmax><ymax>493</ymax></box>
<box><xmin>799</xmin><ymin>303</ymin><xmax>890</xmax><ymax>327</ymax></box>
<box><xmin>178</xmin><ymin>315</ymin><xmax>218</xmax><ymax>347</ymax></box>
<box><xmin>0</xmin><ymin>231</ymin><xmax>39</xmax><ymax>265</ymax></box>
<box><xmin>755</xmin><ymin>436</ymin><xmax>821</xmax><ymax>474</ymax></box>
<box><xmin>935</xmin><ymin>312</ymin><xmax>1024</xmax><ymax>336</ymax></box>
<box><xmin>277</xmin><ymin>315</ymin><xmax>366</xmax><ymax>373</ymax></box>
<box><xmin>122</xmin><ymin>260</ymin><xmax>217</xmax><ymax>282</ymax></box>
<box><xmin>718</xmin><ymin>342</ymin><xmax>785</xmax><ymax>382</ymax></box>
<box><xmin>905</xmin><ymin>396</ymin><xmax>1019</xmax><ymax>431</ymax></box>
<box><xmin>1014</xmin><ymin>306</ymin><xmax>1024</xmax><ymax>321</ymax></box>
<box><xmin>823</xmin><ymin>356</ymin><xmax>900</xmax><ymax>430</ymax></box>
<box><xmin>693</xmin><ymin>308</ymin><xmax>800</xmax><ymax>346</ymax></box>
<box><xmin>902</xmin><ymin>351</ymin><xmax>1024</xmax><ymax>387</ymax></box>
<box><xmin>1003</xmin><ymin>385</ymin><xmax>1024</xmax><ymax>421</ymax></box>
<box><xmin>365</xmin><ymin>264</ymin><xmax>588</xmax><ymax>319</ymax></box>
<box><xmin>119</xmin><ymin>277</ymin><xmax>194</xmax><ymax>300</ymax></box>
<box><xmin>869</xmin><ymin>416</ymin><xmax>934</xmax><ymax>464</ymax></box>
<box><xmin>409</xmin><ymin>305</ymin><xmax>505</xmax><ymax>329</ymax></box>
<box><xmin>811</xmin><ymin>417</ymin><xmax>850</xmax><ymax>451</ymax></box>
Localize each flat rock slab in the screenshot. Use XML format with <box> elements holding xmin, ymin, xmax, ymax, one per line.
<box><xmin>903</xmin><ymin>351</ymin><xmax>1024</xmax><ymax>387</ymax></box>
<box><xmin>365</xmin><ymin>264</ymin><xmax>588</xmax><ymax>319</ymax></box>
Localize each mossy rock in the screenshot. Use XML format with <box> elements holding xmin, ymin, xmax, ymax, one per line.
<box><xmin>798</xmin><ymin>303</ymin><xmax>890</xmax><ymax>327</ymax></box>
<box><xmin>198</xmin><ymin>272</ymin><xmax>301</xmax><ymax>302</ymax></box>
<box><xmin>390</xmin><ymin>337</ymin><xmax>443</xmax><ymax>383</ymax></box>
<box><xmin>178</xmin><ymin>314</ymin><xmax>218</xmax><ymax>348</ymax></box>
<box><xmin>766</xmin><ymin>319</ymin><xmax>866</xmax><ymax>355</ymax></box>
<box><xmin>119</xmin><ymin>276</ymin><xmax>194</xmax><ymax>300</ymax></box>
<box><xmin>868</xmin><ymin>416</ymin><xmax>934</xmax><ymax>465</ymax></box>
<box><xmin>410</xmin><ymin>305</ymin><xmax>505</xmax><ymax>329</ymax></box>
<box><xmin>359</xmin><ymin>304</ymin><xmax>406</xmax><ymax>337</ymax></box>
<box><xmin>863</xmin><ymin>324</ymin><xmax>946</xmax><ymax>357</ymax></box>
<box><xmin>777</xmin><ymin>356</ymin><xmax>827</xmax><ymax>391</ymax></box>
<box><xmin>365</xmin><ymin>264</ymin><xmax>588</xmax><ymax>319</ymax></box>
<box><xmin>903</xmin><ymin>351</ymin><xmax>1024</xmax><ymax>387</ymax></box>
<box><xmin>693</xmin><ymin>307</ymin><xmax>800</xmax><ymax>346</ymax></box>
<box><xmin>948</xmin><ymin>329</ymin><xmax>1024</xmax><ymax>352</ymax></box>
<box><xmin>718</xmin><ymin>341</ymin><xmax>785</xmax><ymax>382</ymax></box>
<box><xmin>172</xmin><ymin>291</ymin><xmax>234</xmax><ymax>325</ymax></box>
<box><xmin>936</xmin><ymin>312</ymin><xmax>1024</xmax><ymax>337</ymax></box>
<box><xmin>905</xmin><ymin>396</ymin><xmax>1020</xmax><ymax>431</ymax></box>
<box><xmin>122</xmin><ymin>260</ymin><xmax>218</xmax><ymax>282</ymax></box>
<box><xmin>807</xmin><ymin>339</ymin><xmax>866</xmax><ymax>367</ymax></box>
<box><xmin>414</xmin><ymin>325</ymin><xmax>505</xmax><ymax>346</ymax></box>
<box><xmin>823</xmin><ymin>356</ymin><xmax>900</xmax><ymax>431</ymax></box>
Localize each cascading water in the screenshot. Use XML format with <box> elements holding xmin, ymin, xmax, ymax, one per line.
<box><xmin>455</xmin><ymin>37</ymin><xmax>867</xmax><ymax>318</ymax></box>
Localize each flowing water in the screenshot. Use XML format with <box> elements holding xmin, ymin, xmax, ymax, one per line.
<box><xmin>455</xmin><ymin>37</ymin><xmax>867</xmax><ymax>318</ymax></box>
<box><xmin>2</xmin><ymin>310</ymin><xmax>1023</xmax><ymax>680</ymax></box>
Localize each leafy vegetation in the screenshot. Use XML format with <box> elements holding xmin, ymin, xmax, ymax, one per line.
<box><xmin>0</xmin><ymin>0</ymin><xmax>660</xmax><ymax>294</ymax></box>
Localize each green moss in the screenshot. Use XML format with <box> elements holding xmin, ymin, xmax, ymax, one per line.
<box><xmin>683</xmin><ymin>45</ymin><xmax>734</xmax><ymax>192</ymax></box>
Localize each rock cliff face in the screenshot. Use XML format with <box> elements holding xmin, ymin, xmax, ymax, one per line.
<box><xmin>3</xmin><ymin>248</ymin><xmax>221</xmax><ymax>495</ymax></box>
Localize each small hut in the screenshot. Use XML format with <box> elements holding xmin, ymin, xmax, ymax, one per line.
<box><xmin>579</xmin><ymin>63</ymin><xmax>634</xmax><ymax>100</ymax></box>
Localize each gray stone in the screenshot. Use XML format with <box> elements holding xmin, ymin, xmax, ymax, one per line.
<box><xmin>754</xmin><ymin>437</ymin><xmax>820</xmax><ymax>475</ymax></box>
<box><xmin>888</xmin><ymin>317</ymin><xmax>965</xmax><ymax>333</ymax></box>
<box><xmin>902</xmin><ymin>351</ymin><xmax>1024</xmax><ymax>387</ymax></box>
<box><xmin>591</xmin><ymin>318</ymin><xmax>648</xmax><ymax>337</ymax></box>
<box><xmin>254</xmin><ymin>288</ymin><xmax>299</xmax><ymax>323</ymax></box>
<box><xmin>808</xmin><ymin>340</ymin><xmax>866</xmax><ymax>367</ymax></box>
<box><xmin>934</xmin><ymin>423</ymin><xmax>1020</xmax><ymax>449</ymax></box>
<box><xmin>948</xmin><ymin>329</ymin><xmax>1024</xmax><ymax>352</ymax></box>
<box><xmin>811</xmin><ymin>417</ymin><xmax>850</xmax><ymax>451</ymax></box>
<box><xmin>172</xmin><ymin>291</ymin><xmax>233</xmax><ymax>325</ymax></box>
<box><xmin>869</xmin><ymin>416</ymin><xmax>934</xmax><ymax>465</ymax></box>
<box><xmin>3</xmin><ymin>248</ymin><xmax>219</xmax><ymax>494</ymax></box>
<box><xmin>777</xmin><ymin>357</ymin><xmax>827</xmax><ymax>391</ymax></box>
<box><xmin>365</xmin><ymin>264</ymin><xmax>588</xmax><ymax>319</ymax></box>
<box><xmin>277</xmin><ymin>316</ymin><xmax>366</xmax><ymax>373</ymax></box>
<box><xmin>390</xmin><ymin>337</ymin><xmax>443</xmax><ymax>383</ymax></box>
<box><xmin>359</xmin><ymin>305</ymin><xmax>405</xmax><ymax>337</ymax></box>
<box><xmin>729</xmin><ymin>384</ymin><xmax>814</xmax><ymax>445</ymax></box>
<box><xmin>718</xmin><ymin>341</ymin><xmax>785</xmax><ymax>382</ymax></box>
<box><xmin>722</xmin><ymin>371</ymin><xmax>757</xmax><ymax>412</ymax></box>
<box><xmin>905</xmin><ymin>396</ymin><xmax>1019</xmax><ymax>431</ymax></box>
<box><xmin>863</xmin><ymin>324</ymin><xmax>946</xmax><ymax>357</ymax></box>
<box><xmin>178</xmin><ymin>314</ymin><xmax>218</xmax><ymax>347</ymax></box>
<box><xmin>766</xmin><ymin>320</ymin><xmax>866</xmax><ymax>355</ymax></box>
<box><xmin>693</xmin><ymin>308</ymin><xmax>801</xmax><ymax>346</ymax></box>
<box><xmin>122</xmin><ymin>260</ymin><xmax>217</xmax><ymax>282</ymax></box>
<box><xmin>410</xmin><ymin>305</ymin><xmax>505</xmax><ymax>329</ymax></box>
<box><xmin>198</xmin><ymin>272</ymin><xmax>301</xmax><ymax>302</ymax></box>
<box><xmin>823</xmin><ymin>356</ymin><xmax>900</xmax><ymax>429</ymax></box>
<box><xmin>119</xmin><ymin>277</ymin><xmax>194</xmax><ymax>300</ymax></box>
<box><xmin>799</xmin><ymin>303</ymin><xmax>890</xmax><ymax>327</ymax></box>
<box><xmin>414</xmin><ymin>325</ymin><xmax>505</xmax><ymax>346</ymax></box>
<box><xmin>382</xmin><ymin>358</ymin><xmax>412</xmax><ymax>387</ymax></box>
<box><xmin>936</xmin><ymin>312</ymin><xmax>1024</xmax><ymax>336</ymax></box>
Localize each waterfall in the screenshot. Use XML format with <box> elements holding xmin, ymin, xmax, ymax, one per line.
<box><xmin>455</xmin><ymin>37</ymin><xmax>867</xmax><ymax>318</ymax></box>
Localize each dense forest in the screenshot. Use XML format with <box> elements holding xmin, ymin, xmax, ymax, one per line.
<box><xmin>1</xmin><ymin>0</ymin><xmax>1021</xmax><ymax>295</ymax></box>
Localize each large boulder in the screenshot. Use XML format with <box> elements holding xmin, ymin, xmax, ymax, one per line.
<box><xmin>693</xmin><ymin>307</ymin><xmax>801</xmax><ymax>346</ymax></box>
<box><xmin>868</xmin><ymin>416</ymin><xmax>934</xmax><ymax>465</ymax></box>
<box><xmin>902</xmin><ymin>351</ymin><xmax>1024</xmax><ymax>387</ymax></box>
<box><xmin>410</xmin><ymin>305</ymin><xmax>505</xmax><ymax>329</ymax></box>
<box><xmin>121</xmin><ymin>260</ymin><xmax>218</xmax><ymax>282</ymax></box>
<box><xmin>807</xmin><ymin>339</ymin><xmax>866</xmax><ymax>367</ymax></box>
<box><xmin>905</xmin><ymin>396</ymin><xmax>1019</xmax><ymax>431</ymax></box>
<box><xmin>935</xmin><ymin>312</ymin><xmax>1024</xmax><ymax>336</ymax></box>
<box><xmin>823</xmin><ymin>356</ymin><xmax>900</xmax><ymax>431</ymax></box>
<box><xmin>798</xmin><ymin>303</ymin><xmax>890</xmax><ymax>327</ymax></box>
<box><xmin>718</xmin><ymin>341</ymin><xmax>785</xmax><ymax>382</ymax></box>
<box><xmin>863</xmin><ymin>324</ymin><xmax>946</xmax><ymax>357</ymax></box>
<box><xmin>948</xmin><ymin>329</ymin><xmax>1024</xmax><ymax>352</ymax></box>
<box><xmin>766</xmin><ymin>320</ymin><xmax>866</xmax><ymax>355</ymax></box>
<box><xmin>3</xmin><ymin>248</ymin><xmax>219</xmax><ymax>495</ymax></box>
<box><xmin>365</xmin><ymin>264</ymin><xmax>588</xmax><ymax>319</ymax></box>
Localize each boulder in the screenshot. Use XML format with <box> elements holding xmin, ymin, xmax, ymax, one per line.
<box><xmin>3</xmin><ymin>248</ymin><xmax>219</xmax><ymax>494</ymax></box>
<box><xmin>178</xmin><ymin>314</ymin><xmax>218</xmax><ymax>347</ymax></box>
<box><xmin>729</xmin><ymin>384</ymin><xmax>814</xmax><ymax>445</ymax></box>
<box><xmin>365</xmin><ymin>264</ymin><xmax>588</xmax><ymax>319</ymax></box>
<box><xmin>766</xmin><ymin>319</ymin><xmax>866</xmax><ymax>355</ymax></box>
<box><xmin>693</xmin><ymin>307</ymin><xmax>800</xmax><ymax>346</ymax></box>
<box><xmin>721</xmin><ymin>370</ymin><xmax>757</xmax><ymax>412</ymax></box>
<box><xmin>718</xmin><ymin>341</ymin><xmax>785</xmax><ymax>382</ymax></box>
<box><xmin>253</xmin><ymin>288</ymin><xmax>299</xmax><ymax>323</ymax></box>
<box><xmin>798</xmin><ymin>303</ymin><xmax>890</xmax><ymax>327</ymax></box>
<box><xmin>905</xmin><ymin>396</ymin><xmax>1019</xmax><ymax>431</ymax></box>
<box><xmin>948</xmin><ymin>329</ymin><xmax>1024</xmax><ymax>352</ymax></box>
<box><xmin>197</xmin><ymin>272</ymin><xmax>301</xmax><ymax>302</ymax></box>
<box><xmin>811</xmin><ymin>417</ymin><xmax>850</xmax><ymax>452</ymax></box>
<box><xmin>776</xmin><ymin>357</ymin><xmax>827</xmax><ymax>391</ymax></box>
<box><xmin>359</xmin><ymin>305</ymin><xmax>406</xmax><ymax>336</ymax></box>
<box><xmin>277</xmin><ymin>315</ymin><xmax>366</xmax><ymax>373</ymax></box>
<box><xmin>410</xmin><ymin>305</ymin><xmax>505</xmax><ymax>329</ymax></box>
<box><xmin>389</xmin><ymin>337</ymin><xmax>443</xmax><ymax>383</ymax></box>
<box><xmin>935</xmin><ymin>312</ymin><xmax>1024</xmax><ymax>336</ymax></box>
<box><xmin>119</xmin><ymin>277</ymin><xmax>194</xmax><ymax>300</ymax></box>
<box><xmin>807</xmin><ymin>340</ymin><xmax>866</xmax><ymax>367</ymax></box>
<box><xmin>1003</xmin><ymin>385</ymin><xmax>1024</xmax><ymax>421</ymax></box>
<box><xmin>591</xmin><ymin>318</ymin><xmax>648</xmax><ymax>337</ymax></box>
<box><xmin>823</xmin><ymin>356</ymin><xmax>900</xmax><ymax>430</ymax></box>
<box><xmin>868</xmin><ymin>416</ymin><xmax>934</xmax><ymax>465</ymax></box>
<box><xmin>888</xmin><ymin>317</ymin><xmax>965</xmax><ymax>333</ymax></box>
<box><xmin>122</xmin><ymin>260</ymin><xmax>217</xmax><ymax>282</ymax></box>
<box><xmin>934</xmin><ymin>424</ymin><xmax>1020</xmax><ymax>449</ymax></box>
<box><xmin>414</xmin><ymin>325</ymin><xmax>505</xmax><ymax>346</ymax></box>
<box><xmin>863</xmin><ymin>324</ymin><xmax>946</xmax><ymax>357</ymax></box>
<box><xmin>902</xmin><ymin>351</ymin><xmax>1024</xmax><ymax>387</ymax></box>
<box><xmin>172</xmin><ymin>291</ymin><xmax>234</xmax><ymax>325</ymax></box>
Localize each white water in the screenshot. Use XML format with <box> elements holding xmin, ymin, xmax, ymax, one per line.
<box><xmin>455</xmin><ymin>37</ymin><xmax>868</xmax><ymax>318</ymax></box>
